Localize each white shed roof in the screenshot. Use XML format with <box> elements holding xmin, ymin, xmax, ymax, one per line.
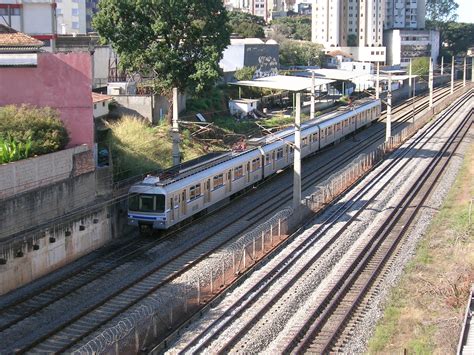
<box><xmin>230</xmin><ymin>75</ymin><xmax>334</xmax><ymax>92</ymax></box>
<box><xmin>307</xmin><ymin>68</ymin><xmax>367</xmax><ymax>81</ymax></box>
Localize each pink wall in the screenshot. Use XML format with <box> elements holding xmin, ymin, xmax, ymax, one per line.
<box><xmin>0</xmin><ymin>52</ymin><xmax>93</xmax><ymax>148</ymax></box>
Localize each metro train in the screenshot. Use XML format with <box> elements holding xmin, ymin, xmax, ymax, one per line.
<box><xmin>128</xmin><ymin>98</ymin><xmax>381</xmax><ymax>231</ymax></box>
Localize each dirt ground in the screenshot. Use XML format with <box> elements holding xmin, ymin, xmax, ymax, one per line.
<box><xmin>368</xmin><ymin>139</ymin><xmax>474</xmax><ymax>354</ymax></box>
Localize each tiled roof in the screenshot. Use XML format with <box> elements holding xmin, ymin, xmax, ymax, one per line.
<box><xmin>92</xmin><ymin>92</ymin><xmax>113</xmax><ymax>103</ymax></box>
<box><xmin>327</xmin><ymin>50</ymin><xmax>353</xmax><ymax>58</ymax></box>
<box><xmin>0</xmin><ymin>25</ymin><xmax>44</xmax><ymax>48</ymax></box>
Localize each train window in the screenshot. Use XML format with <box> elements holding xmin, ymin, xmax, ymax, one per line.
<box><xmin>190</xmin><ymin>184</ymin><xmax>201</xmax><ymax>200</ymax></box>
<box><xmin>327</xmin><ymin>127</ymin><xmax>333</xmax><ymax>135</ymax></box>
<box><xmin>277</xmin><ymin>148</ymin><xmax>284</xmax><ymax>160</ymax></box>
<box><xmin>302</xmin><ymin>137</ymin><xmax>308</xmax><ymax>147</ymax></box>
<box><xmin>251</xmin><ymin>158</ymin><xmax>260</xmax><ymax>171</ymax></box>
<box><xmin>344</xmin><ymin>119</ymin><xmax>348</xmax><ymax>127</ymax></box>
<box><xmin>234</xmin><ymin>165</ymin><xmax>243</xmax><ymax>180</ymax></box>
<box><xmin>289</xmin><ymin>146</ymin><xmax>294</xmax><ymax>154</ymax></box>
<box><xmin>213</xmin><ymin>174</ymin><xmax>224</xmax><ymax>189</ymax></box>
<box><xmin>312</xmin><ymin>133</ymin><xmax>318</xmax><ymax>141</ymax></box>
<box><xmin>128</xmin><ymin>194</ymin><xmax>165</xmax><ymax>212</ymax></box>
<box><xmin>320</xmin><ymin>130</ymin><xmax>325</xmax><ymax>139</ymax></box>
<box><xmin>265</xmin><ymin>153</ymin><xmax>271</xmax><ymax>165</ymax></box>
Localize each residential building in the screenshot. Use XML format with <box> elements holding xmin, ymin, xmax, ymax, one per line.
<box><xmin>311</xmin><ymin>0</ymin><xmax>384</xmax><ymax>48</ymax></box>
<box><xmin>384</xmin><ymin>29</ymin><xmax>439</xmax><ymax>68</ymax></box>
<box><xmin>0</xmin><ymin>0</ymin><xmax>56</xmax><ymax>50</ymax></box>
<box><xmin>0</xmin><ymin>26</ymin><xmax>94</xmax><ymax>147</ymax></box>
<box><xmin>311</xmin><ymin>0</ymin><xmax>385</xmax><ymax>63</ymax></box>
<box><xmin>384</xmin><ymin>0</ymin><xmax>425</xmax><ymax>30</ymax></box>
<box><xmin>224</xmin><ymin>0</ymin><xmax>286</xmax><ymax>22</ymax></box>
<box><xmin>56</xmin><ymin>0</ymin><xmax>99</xmax><ymax>34</ymax></box>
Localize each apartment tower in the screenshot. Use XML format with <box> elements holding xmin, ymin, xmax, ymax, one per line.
<box><xmin>312</xmin><ymin>0</ymin><xmax>384</xmax><ymax>48</ymax></box>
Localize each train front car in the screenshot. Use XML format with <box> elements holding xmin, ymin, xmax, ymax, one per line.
<box><xmin>128</xmin><ymin>176</ymin><xmax>169</xmax><ymax>231</ymax></box>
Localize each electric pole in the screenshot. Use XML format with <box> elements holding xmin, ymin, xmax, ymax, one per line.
<box><xmin>172</xmin><ymin>87</ymin><xmax>180</xmax><ymax>166</ymax></box>
<box><xmin>293</xmin><ymin>92</ymin><xmax>302</xmax><ymax>209</ymax></box>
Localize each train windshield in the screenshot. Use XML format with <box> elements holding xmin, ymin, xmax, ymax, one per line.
<box><xmin>128</xmin><ymin>194</ymin><xmax>165</xmax><ymax>213</ymax></box>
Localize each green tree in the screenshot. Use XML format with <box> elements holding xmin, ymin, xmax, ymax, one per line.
<box><xmin>426</xmin><ymin>0</ymin><xmax>459</xmax><ymax>23</ymax></box>
<box><xmin>234</xmin><ymin>66</ymin><xmax>257</xmax><ymax>81</ymax></box>
<box><xmin>227</xmin><ymin>11</ymin><xmax>265</xmax><ymax>38</ymax></box>
<box><xmin>271</xmin><ymin>16</ymin><xmax>312</xmax><ymax>41</ymax></box>
<box><xmin>279</xmin><ymin>40</ymin><xmax>323</xmax><ymax>67</ymax></box>
<box><xmin>411</xmin><ymin>57</ymin><xmax>430</xmax><ymax>76</ymax></box>
<box><xmin>438</xmin><ymin>22</ymin><xmax>474</xmax><ymax>57</ymax></box>
<box><xmin>93</xmin><ymin>0</ymin><xmax>231</xmax><ymax>119</ymax></box>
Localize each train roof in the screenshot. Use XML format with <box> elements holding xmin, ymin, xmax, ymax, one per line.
<box><xmin>133</xmin><ymin>148</ymin><xmax>261</xmax><ymax>190</ymax></box>
<box><xmin>248</xmin><ymin>98</ymin><xmax>380</xmax><ymax>146</ymax></box>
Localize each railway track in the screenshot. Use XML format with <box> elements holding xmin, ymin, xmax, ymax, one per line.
<box><xmin>0</xmin><ymin>83</ymin><xmax>465</xmax><ymax>353</ymax></box>
<box><xmin>164</xmin><ymin>90</ymin><xmax>473</xmax><ymax>354</ymax></box>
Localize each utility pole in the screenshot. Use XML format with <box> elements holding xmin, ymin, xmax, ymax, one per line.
<box><xmin>293</xmin><ymin>92</ymin><xmax>302</xmax><ymax>209</ymax></box>
<box><xmin>412</xmin><ymin>75</ymin><xmax>416</xmax><ymax>124</ymax></box>
<box><xmin>408</xmin><ymin>58</ymin><xmax>412</xmax><ymax>96</ymax></box>
<box><xmin>172</xmin><ymin>87</ymin><xmax>180</xmax><ymax>166</ymax></box>
<box><xmin>451</xmin><ymin>56</ymin><xmax>455</xmax><ymax>94</ymax></box>
<box><xmin>429</xmin><ymin>58</ymin><xmax>433</xmax><ymax>108</ymax></box>
<box><xmin>310</xmin><ymin>72</ymin><xmax>315</xmax><ymax>120</ymax></box>
<box><xmin>376</xmin><ymin>61</ymin><xmax>380</xmax><ymax>100</ymax></box>
<box><xmin>386</xmin><ymin>73</ymin><xmax>392</xmax><ymax>142</ymax></box>
<box><xmin>463</xmin><ymin>56</ymin><xmax>466</xmax><ymax>87</ymax></box>
<box><xmin>440</xmin><ymin>56</ymin><xmax>444</xmax><ymax>75</ymax></box>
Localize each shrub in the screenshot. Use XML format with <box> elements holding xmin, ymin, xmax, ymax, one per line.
<box><xmin>0</xmin><ymin>105</ymin><xmax>69</xmax><ymax>156</ymax></box>
<box><xmin>0</xmin><ymin>135</ymin><xmax>32</xmax><ymax>164</ymax></box>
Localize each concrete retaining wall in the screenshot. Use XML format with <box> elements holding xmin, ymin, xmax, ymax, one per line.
<box><xmin>0</xmin><ymin>145</ymin><xmax>90</xmax><ymax>199</ymax></box>
<box><xmin>0</xmin><ymin>207</ymin><xmax>114</xmax><ymax>295</ymax></box>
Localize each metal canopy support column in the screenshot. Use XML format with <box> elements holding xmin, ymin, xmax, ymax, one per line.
<box><xmin>408</xmin><ymin>59</ymin><xmax>412</xmax><ymax>96</ymax></box>
<box><xmin>172</xmin><ymin>87</ymin><xmax>180</xmax><ymax>166</ymax></box>
<box><xmin>451</xmin><ymin>56</ymin><xmax>455</xmax><ymax>94</ymax></box>
<box><xmin>429</xmin><ymin>58</ymin><xmax>433</xmax><ymax>108</ymax></box>
<box><xmin>440</xmin><ymin>56</ymin><xmax>444</xmax><ymax>75</ymax></box>
<box><xmin>386</xmin><ymin>74</ymin><xmax>392</xmax><ymax>142</ymax></box>
<box><xmin>310</xmin><ymin>72</ymin><xmax>315</xmax><ymax>120</ymax></box>
<box><xmin>376</xmin><ymin>62</ymin><xmax>380</xmax><ymax>100</ymax></box>
<box><xmin>463</xmin><ymin>57</ymin><xmax>467</xmax><ymax>87</ymax></box>
<box><xmin>293</xmin><ymin>92</ymin><xmax>302</xmax><ymax>209</ymax></box>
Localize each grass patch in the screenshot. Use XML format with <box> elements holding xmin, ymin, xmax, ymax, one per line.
<box><xmin>107</xmin><ymin>116</ymin><xmax>221</xmax><ymax>181</ymax></box>
<box><xmin>368</xmin><ymin>140</ymin><xmax>474</xmax><ymax>353</ymax></box>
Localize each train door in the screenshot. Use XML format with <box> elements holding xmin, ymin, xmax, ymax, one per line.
<box><xmin>170</xmin><ymin>197</ymin><xmax>175</xmax><ymax>222</ymax></box>
<box><xmin>204</xmin><ymin>179</ymin><xmax>211</xmax><ymax>203</ymax></box>
<box><xmin>181</xmin><ymin>190</ymin><xmax>187</xmax><ymax>215</ymax></box>
<box><xmin>247</xmin><ymin>162</ymin><xmax>251</xmax><ymax>183</ymax></box>
<box><xmin>272</xmin><ymin>151</ymin><xmax>276</xmax><ymax>170</ymax></box>
<box><xmin>227</xmin><ymin>170</ymin><xmax>232</xmax><ymax>193</ymax></box>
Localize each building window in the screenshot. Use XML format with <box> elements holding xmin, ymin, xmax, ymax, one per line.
<box><xmin>72</xmin><ymin>8</ymin><xmax>79</xmax><ymax>16</ymax></box>
<box><xmin>94</xmin><ymin>103</ymin><xmax>97</xmax><ymax>109</ymax></box>
<box><xmin>72</xmin><ymin>22</ymin><xmax>79</xmax><ymax>29</ymax></box>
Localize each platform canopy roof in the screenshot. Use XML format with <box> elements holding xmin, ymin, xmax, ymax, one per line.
<box><xmin>230</xmin><ymin>75</ymin><xmax>334</xmax><ymax>92</ymax></box>
<box><xmin>305</xmin><ymin>68</ymin><xmax>366</xmax><ymax>81</ymax></box>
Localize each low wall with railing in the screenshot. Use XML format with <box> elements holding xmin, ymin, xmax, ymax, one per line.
<box><xmin>0</xmin><ymin>145</ymin><xmax>91</xmax><ymax>200</ymax></box>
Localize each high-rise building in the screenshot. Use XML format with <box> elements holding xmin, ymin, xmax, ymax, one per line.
<box><xmin>311</xmin><ymin>0</ymin><xmax>386</xmax><ymax>62</ymax></box>
<box><xmin>0</xmin><ymin>0</ymin><xmax>56</xmax><ymax>50</ymax></box>
<box><xmin>56</xmin><ymin>0</ymin><xmax>99</xmax><ymax>34</ymax></box>
<box><xmin>384</xmin><ymin>0</ymin><xmax>425</xmax><ymax>30</ymax></box>
<box><xmin>311</xmin><ymin>0</ymin><xmax>384</xmax><ymax>48</ymax></box>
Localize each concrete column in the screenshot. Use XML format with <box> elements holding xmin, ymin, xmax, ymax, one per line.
<box><xmin>172</xmin><ymin>88</ymin><xmax>180</xmax><ymax>166</ymax></box>
<box><xmin>375</xmin><ymin>61</ymin><xmax>380</xmax><ymax>100</ymax></box>
<box><xmin>310</xmin><ymin>72</ymin><xmax>315</xmax><ymax>120</ymax></box>
<box><xmin>440</xmin><ymin>56</ymin><xmax>444</xmax><ymax>75</ymax></box>
<box><xmin>451</xmin><ymin>56</ymin><xmax>455</xmax><ymax>95</ymax></box>
<box><xmin>386</xmin><ymin>74</ymin><xmax>392</xmax><ymax>142</ymax></box>
<box><xmin>429</xmin><ymin>58</ymin><xmax>433</xmax><ymax>108</ymax></box>
<box><xmin>463</xmin><ymin>57</ymin><xmax>466</xmax><ymax>87</ymax></box>
<box><xmin>311</xmin><ymin>0</ymin><xmax>317</xmax><ymax>43</ymax></box>
<box><xmin>293</xmin><ymin>92</ymin><xmax>302</xmax><ymax>209</ymax></box>
<box><xmin>408</xmin><ymin>59</ymin><xmax>412</xmax><ymax>97</ymax></box>
<box><xmin>472</xmin><ymin>57</ymin><xmax>474</xmax><ymax>83</ymax></box>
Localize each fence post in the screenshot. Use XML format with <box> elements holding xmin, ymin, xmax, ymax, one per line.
<box><xmin>222</xmin><ymin>258</ymin><xmax>225</xmax><ymax>286</ymax></box>
<box><xmin>243</xmin><ymin>247</ymin><xmax>246</xmax><ymax>270</ymax></box>
<box><xmin>252</xmin><ymin>236</ymin><xmax>256</xmax><ymax>260</ymax></box>
<box><xmin>210</xmin><ymin>269</ymin><xmax>213</xmax><ymax>294</ymax></box>
<box><xmin>262</xmin><ymin>231</ymin><xmax>265</xmax><ymax>252</ymax></box>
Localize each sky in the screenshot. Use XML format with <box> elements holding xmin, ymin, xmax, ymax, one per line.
<box><xmin>456</xmin><ymin>0</ymin><xmax>474</xmax><ymax>23</ymax></box>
